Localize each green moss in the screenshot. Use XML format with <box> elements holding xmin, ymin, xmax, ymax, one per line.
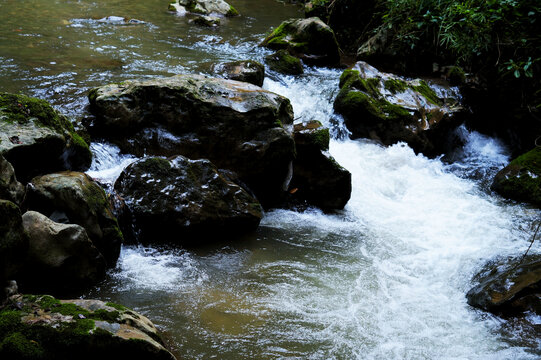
<box><xmin>226</xmin><ymin>5</ymin><xmax>239</xmax><ymax>17</ymax></box>
<box><xmin>510</xmin><ymin>147</ymin><xmax>541</xmax><ymax>174</ymax></box>
<box><xmin>262</xmin><ymin>22</ymin><xmax>289</xmax><ymax>50</ymax></box>
<box><xmin>384</xmin><ymin>78</ymin><xmax>408</xmax><ymax>94</ymax></box>
<box><xmin>105</xmin><ymin>302</ymin><xmax>128</xmax><ymax>312</ymax></box>
<box><xmin>265</xmin><ymin>50</ymin><xmax>303</xmax><ymax>75</ymax></box>
<box><xmin>412</xmin><ymin>81</ymin><xmax>442</xmax><ymax>106</ymax></box>
<box><xmin>492</xmin><ymin>147</ymin><xmax>541</xmax><ymax>206</ymax></box>
<box><xmin>0</xmin><ymin>310</ymin><xmax>22</xmax><ymax>338</ymax></box>
<box><xmin>0</xmin><ymin>92</ymin><xmax>92</xmax><ymax>166</ymax></box>
<box><xmin>339</xmin><ymin>69</ymin><xmax>359</xmax><ymax>88</ymax></box>
<box><xmin>311</xmin><ymin>128</ymin><xmax>330</xmax><ymax>151</ymax></box>
<box><xmin>0</xmin><ymin>332</ymin><xmax>45</xmax><ymax>359</ymax></box>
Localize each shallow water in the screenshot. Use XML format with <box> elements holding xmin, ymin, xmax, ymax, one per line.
<box><xmin>2</xmin><ymin>0</ymin><xmax>540</xmax><ymax>359</ymax></box>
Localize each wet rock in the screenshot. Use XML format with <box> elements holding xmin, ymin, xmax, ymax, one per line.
<box><xmin>491</xmin><ymin>147</ymin><xmax>541</xmax><ymax>207</ymax></box>
<box><xmin>0</xmin><ymin>154</ymin><xmax>24</xmax><ymax>205</ymax></box>
<box><xmin>466</xmin><ymin>255</ymin><xmax>541</xmax><ymax>316</ymax></box>
<box><xmin>168</xmin><ymin>0</ymin><xmax>239</xmax><ymax>17</ymax></box>
<box><xmin>260</xmin><ymin>17</ymin><xmax>340</xmax><ymax>66</ymax></box>
<box><xmin>190</xmin><ymin>14</ymin><xmax>221</xmax><ymax>27</ymax></box>
<box><xmin>334</xmin><ymin>61</ymin><xmax>464</xmax><ymax>157</ymax></box>
<box><xmin>0</xmin><ymin>294</ymin><xmax>177</xmax><ymax>360</ymax></box>
<box><xmin>0</xmin><ymin>93</ymin><xmax>92</xmax><ymax>182</ymax></box>
<box><xmin>0</xmin><ymin>200</ymin><xmax>28</xmax><ymax>284</ymax></box>
<box><xmin>24</xmin><ymin>172</ymin><xmax>123</xmax><ymax>266</ymax></box>
<box><xmin>88</xmin><ymin>74</ymin><xmax>295</xmax><ymax>208</ymax></box>
<box><xmin>265</xmin><ymin>50</ymin><xmax>304</xmax><ymax>75</ymax></box>
<box><xmin>96</xmin><ymin>16</ymin><xmax>146</xmax><ymax>25</ymax></box>
<box><xmin>213</xmin><ymin>60</ymin><xmax>265</xmax><ymax>87</ymax></box>
<box><xmin>114</xmin><ymin>156</ymin><xmax>263</xmax><ymax>244</ymax></box>
<box><xmin>20</xmin><ymin>211</ymin><xmax>106</xmax><ymax>295</ymax></box>
<box><xmin>288</xmin><ymin>120</ymin><xmax>351</xmax><ymax>210</ymax></box>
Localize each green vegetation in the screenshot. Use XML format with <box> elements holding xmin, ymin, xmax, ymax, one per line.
<box><xmin>377</xmin><ymin>0</ymin><xmax>540</xmax><ymax>107</ymax></box>
<box><xmin>411</xmin><ymin>80</ymin><xmax>442</xmax><ymax>106</ymax></box>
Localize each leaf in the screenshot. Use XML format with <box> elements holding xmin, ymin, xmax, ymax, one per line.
<box><xmin>514</xmin><ymin>69</ymin><xmax>521</xmax><ymax>78</ymax></box>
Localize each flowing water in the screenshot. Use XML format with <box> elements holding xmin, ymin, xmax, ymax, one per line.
<box><xmin>1</xmin><ymin>0</ymin><xmax>540</xmax><ymax>359</ymax></box>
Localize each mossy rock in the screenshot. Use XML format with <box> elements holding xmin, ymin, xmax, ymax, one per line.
<box><xmin>492</xmin><ymin>147</ymin><xmax>541</xmax><ymax>206</ymax></box>
<box><xmin>265</xmin><ymin>50</ymin><xmax>304</xmax><ymax>75</ymax></box>
<box><xmin>334</xmin><ymin>61</ymin><xmax>463</xmax><ymax>157</ymax></box>
<box><xmin>293</xmin><ymin>120</ymin><xmax>330</xmax><ymax>151</ymax></box>
<box><xmin>0</xmin><ymin>93</ymin><xmax>91</xmax><ymax>182</ymax></box>
<box><xmin>260</xmin><ymin>17</ymin><xmax>340</xmax><ymax>66</ymax></box>
<box><xmin>0</xmin><ymin>294</ymin><xmax>177</xmax><ymax>360</ymax></box>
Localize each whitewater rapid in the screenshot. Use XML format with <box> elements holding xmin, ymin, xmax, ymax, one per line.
<box><xmin>86</xmin><ymin>67</ymin><xmax>540</xmax><ymax>359</ymax></box>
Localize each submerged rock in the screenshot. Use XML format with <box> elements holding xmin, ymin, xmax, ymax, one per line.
<box><xmin>334</xmin><ymin>61</ymin><xmax>464</xmax><ymax>157</ymax></box>
<box><xmin>0</xmin><ymin>93</ymin><xmax>92</xmax><ymax>182</ymax></box>
<box><xmin>0</xmin><ymin>294</ymin><xmax>177</xmax><ymax>360</ymax></box>
<box><xmin>168</xmin><ymin>0</ymin><xmax>239</xmax><ymax>17</ymax></box>
<box><xmin>0</xmin><ymin>154</ymin><xmax>24</xmax><ymax>205</ymax></box>
<box><xmin>88</xmin><ymin>74</ymin><xmax>295</xmax><ymax>207</ymax></box>
<box><xmin>213</xmin><ymin>60</ymin><xmax>265</xmax><ymax>87</ymax></box>
<box><xmin>466</xmin><ymin>255</ymin><xmax>541</xmax><ymax>316</ymax></box>
<box><xmin>114</xmin><ymin>156</ymin><xmax>263</xmax><ymax>244</ymax></box>
<box><xmin>289</xmin><ymin>120</ymin><xmax>351</xmax><ymax>210</ymax></box>
<box><xmin>491</xmin><ymin>147</ymin><xmax>541</xmax><ymax>207</ymax></box>
<box><xmin>260</xmin><ymin>17</ymin><xmax>340</xmax><ymax>66</ymax></box>
<box><xmin>20</xmin><ymin>211</ymin><xmax>106</xmax><ymax>295</ymax></box>
<box><xmin>0</xmin><ymin>200</ymin><xmax>28</xmax><ymax>284</ymax></box>
<box><xmin>190</xmin><ymin>14</ymin><xmax>221</xmax><ymax>27</ymax></box>
<box><xmin>24</xmin><ymin>172</ymin><xmax>122</xmax><ymax>267</ymax></box>
<box><xmin>265</xmin><ymin>50</ymin><xmax>304</xmax><ymax>75</ymax></box>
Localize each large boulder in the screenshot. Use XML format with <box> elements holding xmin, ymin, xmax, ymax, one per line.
<box><xmin>491</xmin><ymin>147</ymin><xmax>541</xmax><ymax>207</ymax></box>
<box><xmin>213</xmin><ymin>60</ymin><xmax>265</xmax><ymax>87</ymax></box>
<box><xmin>24</xmin><ymin>172</ymin><xmax>122</xmax><ymax>266</ymax></box>
<box><xmin>260</xmin><ymin>17</ymin><xmax>340</xmax><ymax>66</ymax></box>
<box><xmin>19</xmin><ymin>211</ymin><xmax>106</xmax><ymax>295</ymax></box>
<box><xmin>288</xmin><ymin>121</ymin><xmax>351</xmax><ymax>210</ymax></box>
<box><xmin>334</xmin><ymin>61</ymin><xmax>464</xmax><ymax>157</ymax></box>
<box><xmin>88</xmin><ymin>74</ymin><xmax>295</xmax><ymax>207</ymax></box>
<box><xmin>0</xmin><ymin>154</ymin><xmax>24</xmax><ymax>205</ymax></box>
<box><xmin>466</xmin><ymin>255</ymin><xmax>541</xmax><ymax>316</ymax></box>
<box><xmin>0</xmin><ymin>93</ymin><xmax>92</xmax><ymax>182</ymax></box>
<box><xmin>0</xmin><ymin>294</ymin><xmax>177</xmax><ymax>360</ymax></box>
<box><xmin>168</xmin><ymin>0</ymin><xmax>239</xmax><ymax>17</ymax></box>
<box><xmin>114</xmin><ymin>156</ymin><xmax>263</xmax><ymax>244</ymax></box>
<box><xmin>0</xmin><ymin>200</ymin><xmax>28</xmax><ymax>284</ymax></box>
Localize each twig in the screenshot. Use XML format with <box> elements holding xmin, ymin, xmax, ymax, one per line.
<box><xmin>517</xmin><ymin>220</ymin><xmax>541</xmax><ymax>266</ymax></box>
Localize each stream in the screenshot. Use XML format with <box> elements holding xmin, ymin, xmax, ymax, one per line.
<box><xmin>1</xmin><ymin>0</ymin><xmax>540</xmax><ymax>358</ymax></box>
